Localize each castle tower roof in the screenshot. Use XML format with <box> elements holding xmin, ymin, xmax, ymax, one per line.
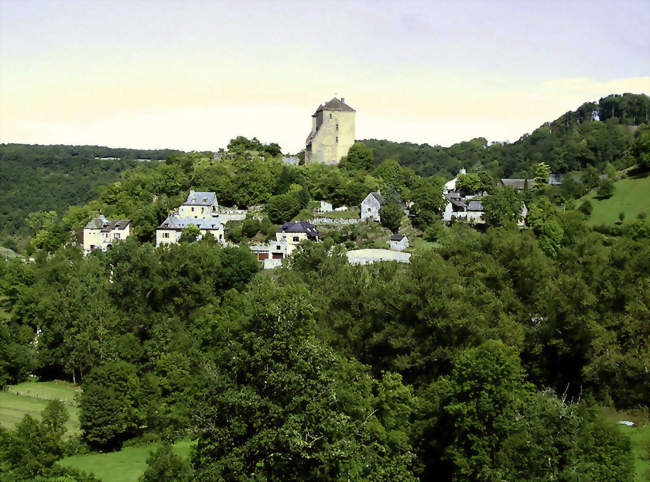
<box><xmin>314</xmin><ymin>97</ymin><xmax>355</xmax><ymax>114</ymax></box>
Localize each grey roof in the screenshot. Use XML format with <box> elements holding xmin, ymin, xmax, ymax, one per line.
<box><xmin>368</xmin><ymin>191</ymin><xmax>384</xmax><ymax>204</ymax></box>
<box><xmin>184</xmin><ymin>191</ymin><xmax>217</xmax><ymax>206</ymax></box>
<box><xmin>315</xmin><ymin>97</ymin><xmax>355</xmax><ymax>113</ymax></box>
<box><xmin>281</xmin><ymin>156</ymin><xmax>300</xmax><ymax>165</ymax></box>
<box><xmin>548</xmin><ymin>174</ymin><xmax>563</xmax><ymax>185</ymax></box>
<box><xmin>277</xmin><ymin>221</ymin><xmax>319</xmax><ymax>238</ymax></box>
<box><xmin>390</xmin><ymin>233</ymin><xmax>405</xmax><ymax>241</ymax></box>
<box><xmin>445</xmin><ymin>194</ymin><xmax>467</xmax><ymax>209</ymax></box>
<box><xmin>85</xmin><ymin>215</ymin><xmax>131</xmax><ymax>231</ymax></box>
<box><xmin>500</xmin><ymin>179</ymin><xmax>536</xmax><ymax>190</ymax></box>
<box><xmin>158</xmin><ymin>215</ymin><xmax>222</xmax><ymax>231</ymax></box>
<box><xmin>467</xmin><ymin>200</ymin><xmax>484</xmax><ymax>211</ymax></box>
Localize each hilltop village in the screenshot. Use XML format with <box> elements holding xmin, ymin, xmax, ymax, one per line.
<box><xmin>82</xmin><ymin>97</ymin><xmax>559</xmax><ymax>268</ymax></box>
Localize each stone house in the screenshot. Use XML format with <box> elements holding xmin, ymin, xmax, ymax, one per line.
<box><xmin>442</xmin><ymin>193</ymin><xmax>485</xmax><ymax>223</ymax></box>
<box><xmin>361</xmin><ymin>191</ymin><xmax>384</xmax><ymax>222</ymax></box>
<box><xmin>83</xmin><ymin>215</ymin><xmax>131</xmax><ymax>254</ymax></box>
<box><xmin>318</xmin><ymin>201</ymin><xmax>333</xmax><ymax>213</ymax></box>
<box><xmin>388</xmin><ymin>233</ymin><xmax>409</xmax><ymax>251</ymax></box>
<box><xmin>250</xmin><ymin>221</ymin><xmax>319</xmax><ymax>269</ymax></box>
<box><xmin>155</xmin><ymin>191</ymin><xmax>225</xmax><ymax>247</ymax></box>
<box><xmin>305</xmin><ymin>97</ymin><xmax>355</xmax><ymax>165</ymax></box>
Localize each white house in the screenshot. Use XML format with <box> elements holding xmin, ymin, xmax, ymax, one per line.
<box><xmin>317</xmin><ymin>201</ymin><xmax>333</xmax><ymax>213</ymax></box>
<box><xmin>346</xmin><ymin>249</ymin><xmax>411</xmax><ymax>265</ymax></box>
<box><xmin>155</xmin><ymin>191</ymin><xmax>225</xmax><ymax>247</ymax></box>
<box><xmin>250</xmin><ymin>221</ymin><xmax>319</xmax><ymax>269</ymax></box>
<box><xmin>444</xmin><ymin>168</ymin><xmax>466</xmax><ymax>193</ymax></box>
<box><xmin>388</xmin><ymin>233</ymin><xmax>409</xmax><ymax>251</ymax></box>
<box><xmin>178</xmin><ymin>190</ymin><xmax>219</xmax><ymax>219</ymax></box>
<box><xmin>361</xmin><ymin>192</ymin><xmax>384</xmax><ymax>222</ymax></box>
<box><xmin>442</xmin><ymin>193</ymin><xmax>484</xmax><ymax>223</ymax></box>
<box><xmin>83</xmin><ymin>215</ymin><xmax>131</xmax><ymax>254</ymax></box>
<box><xmin>156</xmin><ymin>216</ymin><xmax>224</xmax><ymax>246</ymax></box>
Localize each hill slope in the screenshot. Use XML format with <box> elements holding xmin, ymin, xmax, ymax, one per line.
<box><xmin>0</xmin><ymin>144</ymin><xmax>181</xmax><ymax>240</ymax></box>
<box><xmin>581</xmin><ymin>173</ymin><xmax>649</xmax><ymax>225</ymax></box>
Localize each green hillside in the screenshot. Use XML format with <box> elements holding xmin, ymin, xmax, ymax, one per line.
<box><xmin>581</xmin><ymin>173</ymin><xmax>650</xmax><ymax>225</ymax></box>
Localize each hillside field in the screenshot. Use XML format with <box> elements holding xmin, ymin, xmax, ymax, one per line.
<box><xmin>581</xmin><ymin>173</ymin><xmax>650</xmax><ymax>225</ymax></box>
<box><xmin>0</xmin><ymin>380</ymin><xmax>81</xmax><ymax>436</ymax></box>
<box><xmin>59</xmin><ymin>440</ymin><xmax>194</xmax><ymax>482</ymax></box>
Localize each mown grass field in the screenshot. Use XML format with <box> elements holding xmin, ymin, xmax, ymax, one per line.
<box><xmin>581</xmin><ymin>173</ymin><xmax>650</xmax><ymax>225</ymax></box>
<box><xmin>601</xmin><ymin>408</ymin><xmax>650</xmax><ymax>481</ymax></box>
<box><xmin>59</xmin><ymin>440</ymin><xmax>194</xmax><ymax>482</ymax></box>
<box><xmin>0</xmin><ymin>380</ymin><xmax>81</xmax><ymax>436</ymax></box>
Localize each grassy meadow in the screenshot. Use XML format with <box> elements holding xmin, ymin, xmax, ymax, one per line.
<box><xmin>0</xmin><ymin>380</ymin><xmax>81</xmax><ymax>436</ymax></box>
<box><xmin>581</xmin><ymin>173</ymin><xmax>650</xmax><ymax>225</ymax></box>
<box><xmin>601</xmin><ymin>408</ymin><xmax>650</xmax><ymax>481</ymax></box>
<box><xmin>59</xmin><ymin>440</ymin><xmax>194</xmax><ymax>482</ymax></box>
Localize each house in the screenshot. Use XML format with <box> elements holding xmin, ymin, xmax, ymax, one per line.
<box><xmin>361</xmin><ymin>191</ymin><xmax>384</xmax><ymax>222</ymax></box>
<box><xmin>346</xmin><ymin>249</ymin><xmax>411</xmax><ymax>265</ymax></box>
<box><xmin>155</xmin><ymin>191</ymin><xmax>225</xmax><ymax>247</ymax></box>
<box><xmin>83</xmin><ymin>215</ymin><xmax>131</xmax><ymax>254</ymax></box>
<box><xmin>500</xmin><ymin>178</ymin><xmax>536</xmax><ymax>190</ymax></box>
<box><xmin>250</xmin><ymin>221</ymin><xmax>319</xmax><ymax>269</ymax></box>
<box><xmin>178</xmin><ymin>190</ymin><xmax>219</xmax><ymax>219</ymax></box>
<box><xmin>318</xmin><ymin>201</ymin><xmax>333</xmax><ymax>213</ymax></box>
<box><xmin>388</xmin><ymin>233</ymin><xmax>409</xmax><ymax>251</ymax></box>
<box><xmin>442</xmin><ymin>193</ymin><xmax>485</xmax><ymax>223</ymax></box>
<box><xmin>444</xmin><ymin>168</ymin><xmax>466</xmax><ymax>193</ymax></box>
<box><xmin>155</xmin><ymin>216</ymin><xmax>224</xmax><ymax>247</ymax></box>
<box><xmin>305</xmin><ymin>97</ymin><xmax>355</xmax><ymax>165</ymax></box>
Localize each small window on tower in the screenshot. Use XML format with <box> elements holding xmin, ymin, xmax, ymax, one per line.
<box><xmin>336</xmin><ymin>123</ymin><xmax>339</xmax><ymax>130</ymax></box>
<box><xmin>329</xmin><ymin>113</ymin><xmax>332</xmax><ymax>119</ymax></box>
<box><xmin>336</xmin><ymin>137</ymin><xmax>339</xmax><ymax>143</ymax></box>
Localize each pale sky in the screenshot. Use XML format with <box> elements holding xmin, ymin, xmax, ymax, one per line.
<box><xmin>1</xmin><ymin>0</ymin><xmax>649</xmax><ymax>153</ymax></box>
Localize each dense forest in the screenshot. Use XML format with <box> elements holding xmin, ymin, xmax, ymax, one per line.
<box><xmin>0</xmin><ymin>144</ymin><xmax>181</xmax><ymax>244</ymax></box>
<box><xmin>363</xmin><ymin>93</ymin><xmax>650</xmax><ymax>179</ymax></box>
<box><xmin>0</xmin><ymin>95</ymin><xmax>649</xmax><ymax>480</ymax></box>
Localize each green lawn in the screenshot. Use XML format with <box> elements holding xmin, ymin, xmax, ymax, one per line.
<box><xmin>7</xmin><ymin>379</ymin><xmax>81</xmax><ymax>404</ymax></box>
<box><xmin>581</xmin><ymin>173</ymin><xmax>650</xmax><ymax>225</ymax></box>
<box><xmin>0</xmin><ymin>390</ymin><xmax>80</xmax><ymax>436</ymax></box>
<box><xmin>59</xmin><ymin>440</ymin><xmax>194</xmax><ymax>482</ymax></box>
<box><xmin>601</xmin><ymin>408</ymin><xmax>650</xmax><ymax>481</ymax></box>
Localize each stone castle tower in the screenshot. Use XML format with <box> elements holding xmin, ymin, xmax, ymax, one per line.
<box><xmin>305</xmin><ymin>97</ymin><xmax>355</xmax><ymax>165</ymax></box>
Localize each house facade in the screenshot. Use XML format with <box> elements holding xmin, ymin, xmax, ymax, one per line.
<box><xmin>155</xmin><ymin>191</ymin><xmax>225</xmax><ymax>247</ymax></box>
<box><xmin>83</xmin><ymin>215</ymin><xmax>131</xmax><ymax>254</ymax></box>
<box><xmin>361</xmin><ymin>191</ymin><xmax>384</xmax><ymax>222</ymax></box>
<box><xmin>305</xmin><ymin>97</ymin><xmax>355</xmax><ymax>165</ymax></box>
<box><xmin>250</xmin><ymin>221</ymin><xmax>319</xmax><ymax>269</ymax></box>
<box><xmin>388</xmin><ymin>233</ymin><xmax>409</xmax><ymax>251</ymax></box>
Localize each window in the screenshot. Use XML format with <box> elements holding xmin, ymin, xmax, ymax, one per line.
<box><xmin>293</xmin><ymin>236</ymin><xmax>299</xmax><ymax>242</ymax></box>
<box><xmin>114</xmin><ymin>233</ymin><xmax>120</xmax><ymax>240</ymax></box>
<box><xmin>329</xmin><ymin>113</ymin><xmax>332</xmax><ymax>119</ymax></box>
<box><xmin>336</xmin><ymin>123</ymin><xmax>339</xmax><ymax>130</ymax></box>
<box><xmin>336</xmin><ymin>137</ymin><xmax>339</xmax><ymax>143</ymax></box>
<box><xmin>163</xmin><ymin>232</ymin><xmax>169</xmax><ymax>239</ymax></box>
<box><xmin>201</xmin><ymin>207</ymin><xmax>205</xmax><ymax>213</ymax></box>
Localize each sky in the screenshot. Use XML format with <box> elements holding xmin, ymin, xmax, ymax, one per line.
<box><xmin>1</xmin><ymin>0</ymin><xmax>649</xmax><ymax>153</ymax></box>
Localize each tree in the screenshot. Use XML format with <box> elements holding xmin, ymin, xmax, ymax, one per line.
<box><xmin>482</xmin><ymin>187</ymin><xmax>523</xmax><ymax>226</ymax></box>
<box><xmin>380</xmin><ymin>202</ymin><xmax>403</xmax><ymax>233</ymax></box>
<box><xmin>179</xmin><ymin>224</ymin><xmax>200</xmax><ymax>243</ymax></box>
<box><xmin>596</xmin><ymin>177</ymin><xmax>615</xmax><ymax>199</ymax></box>
<box><xmin>79</xmin><ymin>361</ymin><xmax>142</xmax><ymax>450</ymax></box>
<box><xmin>340</xmin><ymin>142</ymin><xmax>374</xmax><ymax>171</ymax></box>
<box><xmin>534</xmin><ymin>161</ymin><xmax>551</xmax><ymax>186</ymax></box>
<box><xmin>456</xmin><ymin>173</ymin><xmax>482</xmax><ymax>195</ymax></box>
<box><xmin>410</xmin><ymin>178</ymin><xmax>445</xmax><ymax>229</ymax></box>
<box><xmin>192</xmin><ymin>282</ymin><xmax>417</xmax><ymax>480</ymax></box>
<box><xmin>578</xmin><ymin>200</ymin><xmax>593</xmax><ymax>216</ymax></box>
<box><xmin>140</xmin><ymin>443</ymin><xmax>192</xmax><ymax>482</ymax></box>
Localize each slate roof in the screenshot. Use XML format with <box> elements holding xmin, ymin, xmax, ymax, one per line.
<box><xmin>158</xmin><ymin>215</ymin><xmax>222</xmax><ymax>230</ymax></box>
<box><xmin>467</xmin><ymin>200</ymin><xmax>484</xmax><ymax>211</ymax></box>
<box><xmin>363</xmin><ymin>191</ymin><xmax>384</xmax><ymax>205</ymax></box>
<box><xmin>445</xmin><ymin>193</ymin><xmax>467</xmax><ymax>209</ymax></box>
<box><xmin>277</xmin><ymin>221</ymin><xmax>319</xmax><ymax>239</ymax></box>
<box><xmin>390</xmin><ymin>233</ymin><xmax>405</xmax><ymax>241</ymax></box>
<box><xmin>315</xmin><ymin>97</ymin><xmax>355</xmax><ymax>113</ymax></box>
<box><xmin>500</xmin><ymin>179</ymin><xmax>536</xmax><ymax>190</ymax></box>
<box><xmin>84</xmin><ymin>215</ymin><xmax>131</xmax><ymax>231</ymax></box>
<box><xmin>548</xmin><ymin>174</ymin><xmax>563</xmax><ymax>185</ymax></box>
<box><xmin>184</xmin><ymin>191</ymin><xmax>217</xmax><ymax>206</ymax></box>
